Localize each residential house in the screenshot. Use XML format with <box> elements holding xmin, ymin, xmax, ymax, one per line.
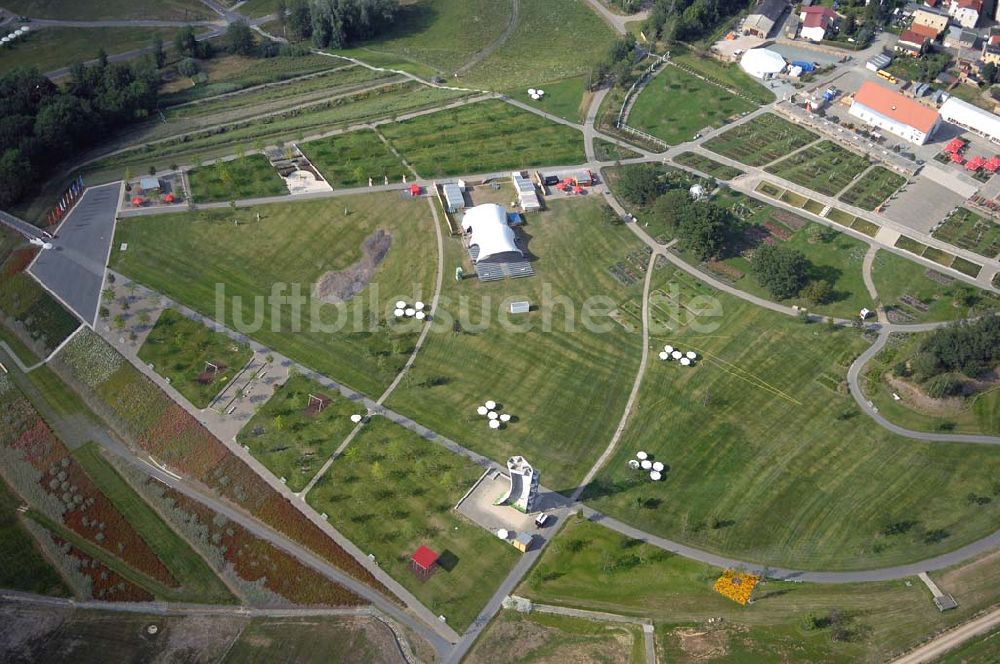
<box><xmin>948</xmin><ymin>0</ymin><xmax>982</xmax><ymax>28</ymax></box>
<box><xmin>799</xmin><ymin>6</ymin><xmax>839</xmax><ymax>41</ymax></box>
<box><xmin>911</xmin><ymin>8</ymin><xmax>949</xmax><ymax>36</ymax></box>
<box><xmin>743</xmin><ymin>0</ymin><xmax>787</xmax><ymax>37</ymax></box>
<box><xmin>897</xmin><ymin>30</ymin><xmax>931</xmax><ymax>55</ymax></box>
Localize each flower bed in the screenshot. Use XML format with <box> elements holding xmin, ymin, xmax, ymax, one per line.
<box><xmin>713</xmin><ymin>569</ymin><xmax>760</xmax><ymax>605</ymax></box>
<box><xmin>52</xmin><ymin>535</ymin><xmax>154</xmax><ymax>602</ymax></box>
<box><xmin>140</xmin><ymin>404</ymin><xmax>230</xmax><ymax>475</ymax></box>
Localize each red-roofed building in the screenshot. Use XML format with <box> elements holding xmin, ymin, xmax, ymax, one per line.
<box><xmin>848</xmin><ymin>81</ymin><xmax>941</xmax><ymax>145</ymax></box>
<box><xmin>410</xmin><ymin>545</ymin><xmax>439</xmax><ymax>580</ymax></box>
<box><xmin>798</xmin><ymin>5</ymin><xmax>839</xmax><ymax>41</ymax></box>
<box><xmin>897</xmin><ymin>30</ymin><xmax>931</xmax><ymax>56</ymax></box>
<box><xmin>908</xmin><ymin>22</ymin><xmax>940</xmax><ymax>42</ymax></box>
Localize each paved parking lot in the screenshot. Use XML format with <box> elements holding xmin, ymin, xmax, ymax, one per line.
<box><xmin>29</xmin><ymin>182</ymin><xmax>119</xmax><ymax>325</ymax></box>
<box><xmin>882</xmin><ymin>175</ymin><xmax>965</xmax><ymax>233</ymax></box>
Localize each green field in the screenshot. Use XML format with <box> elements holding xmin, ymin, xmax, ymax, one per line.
<box><xmin>111</xmin><ymin>191</ymin><xmax>436</xmax><ymax>397</ymax></box>
<box><xmin>704</xmin><ymin>113</ymin><xmax>818</xmax><ymax>167</ymax></box>
<box><xmin>307</xmin><ymin>418</ymin><xmax>519</xmax><ymax>630</ymax></box>
<box><xmin>583</xmin><ymin>267</ymin><xmax>1000</xmax><ymax>570</ymax></box>
<box><xmin>72</xmin><ymin>443</ymin><xmax>236</xmax><ymax>604</ymax></box>
<box><xmin>460</xmin><ymin>0</ymin><xmax>616</xmax><ymax>91</ymax></box>
<box><xmin>188</xmin><ymin>155</ymin><xmax>288</xmax><ymax>203</ymax></box>
<box><xmin>932</xmin><ymin>208</ymin><xmax>1000</xmax><ymax>259</ymax></box>
<box><xmin>387</xmin><ymin>197</ymin><xmax>647</xmax><ymax>490</ymax></box>
<box><xmin>222</xmin><ymin>616</ymin><xmax>408</xmax><ymax>663</ymax></box>
<box><xmin>765</xmin><ymin>141</ymin><xmax>871</xmax><ymax>197</ymax></box>
<box><xmin>467</xmin><ymin>611</ymin><xmax>644</xmax><ymax>664</ymax></box>
<box><xmin>505</xmin><ymin>75</ymin><xmax>591</xmax><ymax>124</ymax></box>
<box><xmin>137</xmin><ymin>309</ymin><xmax>253</xmax><ymax>408</ymax></box>
<box><xmin>935</xmin><ymin>628</ymin><xmax>1000</xmax><ymax>663</ymax></box>
<box><xmin>629</xmin><ymin>66</ymin><xmax>754</xmax><ymax>145</ymax></box>
<box><xmin>862</xmin><ymin>333</ymin><xmax>1000</xmax><ymax>436</ymax></box>
<box><xmin>326</xmin><ymin>0</ymin><xmax>514</xmax><ymax>75</ymax></box>
<box><xmin>674</xmin><ymin>151</ymin><xmax>743</xmax><ymax>180</ymax></box>
<box><xmin>594</xmin><ymin>138</ymin><xmax>642</xmax><ymax>162</ymax></box>
<box><xmin>236</xmin><ymin>374</ymin><xmax>359</xmax><ymax>491</ymax></box>
<box><xmin>0</xmin><ymin>473</ymin><xmax>69</xmax><ymax>597</ymax></box>
<box><xmin>301</xmin><ymin>129</ymin><xmax>408</xmax><ymax>188</ymax></box>
<box><xmin>672</xmin><ymin>49</ymin><xmax>773</xmax><ymax>105</ymax></box>
<box><xmin>838</xmin><ymin>166</ymin><xmax>906</xmax><ymax>211</ymax></box>
<box><xmin>520</xmin><ymin>518</ymin><xmax>1000</xmax><ymax>663</ymax></box>
<box><xmin>1</xmin><ymin>0</ymin><xmax>209</xmax><ymax>20</ymax></box>
<box><xmin>233</xmin><ymin>0</ymin><xmax>282</xmax><ymax>18</ymax></box>
<box><xmin>380</xmin><ymin>100</ymin><xmax>586</xmax><ymax>177</ymax></box>
<box><xmin>0</xmin><ymin>27</ymin><xmax>183</xmax><ymax>75</ymax></box>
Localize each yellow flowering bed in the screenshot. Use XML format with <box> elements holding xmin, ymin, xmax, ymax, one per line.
<box><xmin>713</xmin><ymin>569</ymin><xmax>760</xmax><ymax>605</ymax></box>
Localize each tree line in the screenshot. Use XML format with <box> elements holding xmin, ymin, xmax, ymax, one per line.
<box><xmin>276</xmin><ymin>0</ymin><xmax>401</xmax><ymax>49</ymax></box>
<box><xmin>642</xmin><ymin>0</ymin><xmax>748</xmax><ymax>44</ymax></box>
<box><xmin>898</xmin><ymin>316</ymin><xmax>1000</xmax><ymax>397</ymax></box>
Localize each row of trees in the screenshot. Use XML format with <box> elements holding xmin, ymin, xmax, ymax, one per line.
<box><xmin>907</xmin><ymin>317</ymin><xmax>1000</xmax><ymax>393</ymax></box>
<box><xmin>642</xmin><ymin>0</ymin><xmax>747</xmax><ymax>44</ymax></box>
<box><xmin>277</xmin><ymin>0</ymin><xmax>400</xmax><ymax>49</ymax></box>
<box><xmin>590</xmin><ymin>34</ymin><xmax>643</xmax><ymax>90</ymax></box>
<box><xmin>0</xmin><ymin>57</ymin><xmax>160</xmax><ymax>208</ymax></box>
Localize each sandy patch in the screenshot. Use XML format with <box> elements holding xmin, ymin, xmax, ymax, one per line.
<box><xmin>673</xmin><ymin>626</ymin><xmax>730</xmax><ymax>661</ymax></box>
<box><xmin>313</xmin><ymin>230</ymin><xmax>393</xmax><ymax>303</ymax></box>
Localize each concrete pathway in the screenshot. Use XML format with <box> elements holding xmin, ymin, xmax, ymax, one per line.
<box><xmin>529</xmin><ymin>603</ymin><xmax>656</xmax><ymax>664</ymax></box>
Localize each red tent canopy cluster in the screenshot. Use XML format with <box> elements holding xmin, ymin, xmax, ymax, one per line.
<box><xmin>950</xmin><ymin>152</ymin><xmax>965</xmax><ymax>164</ymax></box>
<box><xmin>944</xmin><ymin>138</ymin><xmax>966</xmax><ymax>154</ymax></box>
<box><xmin>965</xmin><ymin>156</ymin><xmax>986</xmax><ymax>171</ymax></box>
<box><xmin>984</xmin><ymin>157</ymin><xmax>1000</xmax><ymax>173</ymax></box>
<box><xmin>132</xmin><ymin>197</ymin><xmax>144</xmax><ymax>206</ymax></box>
<box><xmin>409</xmin><ymin>183</ymin><xmax>422</xmax><ymax>196</ymax></box>
<box><xmin>163</xmin><ymin>193</ymin><xmax>175</xmax><ymax>203</ymax></box>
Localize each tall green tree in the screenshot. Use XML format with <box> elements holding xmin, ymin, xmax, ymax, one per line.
<box><xmin>226</xmin><ymin>20</ymin><xmax>256</xmax><ymax>56</ymax></box>
<box><xmin>751</xmin><ymin>244</ymin><xmax>810</xmax><ymax>300</ymax></box>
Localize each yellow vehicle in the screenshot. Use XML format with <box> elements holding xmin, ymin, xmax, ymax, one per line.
<box><xmin>876</xmin><ymin>69</ymin><xmax>897</xmax><ymax>84</ymax></box>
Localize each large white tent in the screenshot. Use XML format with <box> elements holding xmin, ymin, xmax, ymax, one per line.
<box><xmin>740</xmin><ymin>48</ymin><xmax>786</xmax><ymax>79</ymax></box>
<box><xmin>462</xmin><ymin>204</ymin><xmax>524</xmax><ymax>263</ymax></box>
<box><xmin>940</xmin><ymin>97</ymin><xmax>1000</xmax><ymax>144</ymax></box>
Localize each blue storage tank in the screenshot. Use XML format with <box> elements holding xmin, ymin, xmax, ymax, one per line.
<box><xmin>791</xmin><ymin>60</ymin><xmax>816</xmax><ymax>73</ymax></box>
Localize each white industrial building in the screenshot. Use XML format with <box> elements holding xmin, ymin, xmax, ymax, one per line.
<box><xmin>461</xmin><ymin>204</ymin><xmax>524</xmax><ymax>263</ymax></box>
<box><xmin>739</xmin><ymin>48</ymin><xmax>786</xmax><ymax>79</ymax></box>
<box><xmin>940</xmin><ymin>97</ymin><xmax>1000</xmax><ymax>143</ymax></box>
<box><xmin>848</xmin><ymin>81</ymin><xmax>941</xmax><ymax>145</ymax></box>
<box><xmin>511</xmin><ymin>172</ymin><xmax>541</xmax><ymax>211</ymax></box>
<box><xmin>441</xmin><ymin>183</ymin><xmax>465</xmax><ymax>213</ymax></box>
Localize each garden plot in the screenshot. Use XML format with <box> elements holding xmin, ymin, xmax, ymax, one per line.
<box><xmin>838</xmin><ymin>166</ymin><xmax>906</xmax><ymax>211</ymax></box>
<box><xmin>703</xmin><ymin>113</ymin><xmax>818</xmax><ymax>166</ymax></box>
<box><xmin>187</xmin><ymin>155</ymin><xmax>288</xmax><ymax>203</ymax></box>
<box><xmin>674</xmin><ymin>152</ymin><xmax>743</xmax><ymax>180</ymax></box>
<box><xmin>301</xmin><ymin>130</ymin><xmax>409</xmax><ymax>188</ymax></box>
<box><xmin>932</xmin><ymin>208</ymin><xmax>1000</xmax><ymax>259</ymax></box>
<box><xmin>765</xmin><ymin>141</ymin><xmax>871</xmax><ymax>197</ymax></box>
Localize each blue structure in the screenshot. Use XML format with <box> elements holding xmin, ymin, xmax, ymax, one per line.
<box><xmin>791</xmin><ymin>60</ymin><xmax>816</xmax><ymax>73</ymax></box>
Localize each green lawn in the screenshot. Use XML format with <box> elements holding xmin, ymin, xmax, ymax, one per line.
<box><xmin>236</xmin><ymin>374</ymin><xmax>360</xmax><ymax>491</ymax></box>
<box><xmin>838</xmin><ymin>166</ymin><xmax>906</xmax><ymax>211</ymax></box>
<box><xmin>704</xmin><ymin>113</ymin><xmax>818</xmax><ymax>167</ymax></box>
<box><xmin>380</xmin><ymin>100</ymin><xmax>585</xmax><ymax>177</ymax></box>
<box><xmin>505</xmin><ymin>75</ymin><xmax>591</xmax><ymax>124</ymax></box>
<box><xmin>0</xmin><ymin>474</ymin><xmax>69</xmax><ymax>597</ymax></box>
<box><xmin>72</xmin><ymin>443</ymin><xmax>236</xmax><ymax>604</ymax></box>
<box><xmin>460</xmin><ymin>0</ymin><xmax>617</xmax><ymax>92</ymax></box>
<box><xmin>672</xmin><ymin>49</ymin><xmax>773</xmax><ymax>105</ymax></box>
<box><xmin>932</xmin><ymin>208</ymin><xmax>1000</xmax><ymax>259</ymax></box>
<box><xmin>467</xmin><ymin>611</ymin><xmax>644</xmax><ymax>664</ymax></box>
<box><xmin>1</xmin><ymin>0</ymin><xmax>209</xmax><ymax>20</ymax></box>
<box><xmin>934</xmin><ymin>628</ymin><xmax>1000</xmax><ymax>663</ymax></box>
<box><xmin>674</xmin><ymin>151</ymin><xmax>743</xmax><ymax>180</ymax></box>
<box><xmin>223</xmin><ymin>616</ymin><xmax>404</xmax><ymax>663</ymax></box>
<box><xmin>137</xmin><ymin>309</ymin><xmax>253</xmax><ymax>409</ymax></box>
<box><xmin>862</xmin><ymin>333</ymin><xmax>1000</xmax><ymax>437</ymax></box>
<box><xmin>520</xmin><ymin>518</ymin><xmax>1000</xmax><ymax>663</ymax></box>
<box><xmin>301</xmin><ymin>129</ymin><xmax>408</xmax><ymax>188</ymax></box>
<box><xmin>233</xmin><ymin>0</ymin><xmax>282</xmax><ymax>18</ymax></box>
<box><xmin>0</xmin><ymin>27</ymin><xmax>183</xmax><ymax>75</ymax></box>
<box><xmin>0</xmin><ymin>242</ymin><xmax>80</xmax><ymax>355</ymax></box>
<box><xmin>111</xmin><ymin>192</ymin><xmax>436</xmax><ymax>397</ymax></box>
<box><xmin>765</xmin><ymin>141</ymin><xmax>871</xmax><ymax>197</ymax></box>
<box><xmin>583</xmin><ymin>267</ymin><xmax>1000</xmax><ymax>570</ymax></box>
<box><xmin>187</xmin><ymin>155</ymin><xmax>288</xmax><ymax>203</ymax></box>
<box><xmin>386</xmin><ymin>197</ymin><xmax>647</xmax><ymax>490</ymax></box>
<box><xmin>629</xmin><ymin>66</ymin><xmax>754</xmax><ymax>145</ymax></box>
<box><xmin>306</xmin><ymin>417</ymin><xmax>519</xmax><ymax>630</ymax></box>
<box><xmin>594</xmin><ymin>138</ymin><xmax>642</xmax><ymax>162</ymax></box>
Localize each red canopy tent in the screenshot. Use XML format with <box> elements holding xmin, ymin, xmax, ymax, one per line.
<box><xmin>410</xmin><ymin>545</ymin><xmax>439</xmax><ymax>580</ymax></box>
<box><xmin>950</xmin><ymin>152</ymin><xmax>965</xmax><ymax>164</ymax></box>
<box><xmin>966</xmin><ymin>156</ymin><xmax>986</xmax><ymax>171</ymax></box>
<box><xmin>132</xmin><ymin>197</ymin><xmax>143</xmax><ymax>206</ymax></box>
<box><xmin>944</xmin><ymin>138</ymin><xmax>966</xmax><ymax>154</ymax></box>
<box><xmin>163</xmin><ymin>193</ymin><xmax>175</xmax><ymax>203</ymax></box>
<box><xmin>409</xmin><ymin>184</ymin><xmax>422</xmax><ymax>196</ymax></box>
<box><xmin>572</xmin><ymin>185</ymin><xmax>584</xmax><ymax>194</ymax></box>
<box><xmin>984</xmin><ymin>157</ymin><xmax>1000</xmax><ymax>173</ymax></box>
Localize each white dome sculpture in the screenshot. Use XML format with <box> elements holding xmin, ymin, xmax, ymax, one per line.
<box><xmin>395</xmin><ymin>300</ymin><xmax>406</xmax><ymax>309</ymax></box>
<box><xmin>489</xmin><ymin>419</ymin><xmax>501</xmax><ymax>429</ymax></box>
<box><xmin>680</xmin><ymin>357</ymin><xmax>691</xmax><ymax>366</ymax></box>
<box><xmin>485</xmin><ymin>400</ymin><xmax>496</xmax><ymax>410</ymax></box>
<box><xmin>500</xmin><ymin>413</ymin><xmax>511</xmax><ymax>422</ymax></box>
<box><xmin>686</xmin><ymin>351</ymin><xmax>697</xmax><ymax>359</ymax></box>
<box><xmin>650</xmin><ymin>471</ymin><xmax>662</xmax><ymax>481</ymax></box>
<box><xmin>350</xmin><ymin>414</ymin><xmax>363</xmax><ymax>423</ymax></box>
<box><xmin>488</xmin><ymin>411</ymin><xmax>499</xmax><ymax>420</ymax></box>
<box><xmin>652</xmin><ymin>461</ymin><xmax>664</xmax><ymax>472</ymax></box>
<box><xmin>658</xmin><ymin>351</ymin><xmax>669</xmax><ymax>360</ymax></box>
<box><xmin>636</xmin><ymin>451</ymin><xmax>648</xmax><ymax>460</ymax></box>
<box><xmin>671</xmin><ymin>350</ymin><xmax>682</xmax><ymax>359</ymax></box>
<box><xmin>477</xmin><ymin>406</ymin><xmax>488</xmax><ymax>416</ymax></box>
<box><xmin>640</xmin><ymin>459</ymin><xmax>652</xmax><ymax>470</ymax></box>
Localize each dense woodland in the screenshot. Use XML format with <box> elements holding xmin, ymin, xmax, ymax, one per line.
<box><xmin>899</xmin><ymin>317</ymin><xmax>1000</xmax><ymax>397</ymax></box>
<box><xmin>278</xmin><ymin>0</ymin><xmax>401</xmax><ymax>48</ymax></box>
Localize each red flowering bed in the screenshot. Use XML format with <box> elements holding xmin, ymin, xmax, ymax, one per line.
<box><xmin>1</xmin><ymin>247</ymin><xmax>38</xmax><ymax>278</ymax></box>
<box><xmin>140</xmin><ymin>403</ymin><xmax>229</xmax><ymax>475</ymax></box>
<box><xmin>51</xmin><ymin>535</ymin><xmax>154</xmax><ymax>602</ymax></box>
<box><xmin>762</xmin><ymin>220</ymin><xmax>793</xmax><ymax>241</ymax></box>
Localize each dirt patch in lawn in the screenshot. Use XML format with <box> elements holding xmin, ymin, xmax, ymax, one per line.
<box><xmin>883</xmin><ymin>372</ymin><xmax>999</xmax><ymax>416</ymax></box>
<box><xmin>672</xmin><ymin>626</ymin><xmax>730</xmax><ymax>660</ymax></box>
<box><xmin>313</xmin><ymin>230</ymin><xmax>393</xmax><ymax>303</ymax></box>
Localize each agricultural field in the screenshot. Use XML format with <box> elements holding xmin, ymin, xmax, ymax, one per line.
<box><xmin>0</xmin><ymin>471</ymin><xmax>68</xmax><ymax>597</ymax></box>
<box><xmin>307</xmin><ymin>417</ymin><xmax>519</xmax><ymax>630</ymax></box>
<box><xmin>671</xmin><ymin>49</ymin><xmax>773</xmax><ymax>105</ymax></box>
<box><xmin>765</xmin><ymin>141</ymin><xmax>871</xmax><ymax>197</ymax></box>
<box><xmin>674</xmin><ymin>151</ymin><xmax>743</xmax><ymax>180</ymax></box>
<box><xmin>188</xmin><ymin>155</ymin><xmax>288</xmax><ymax>203</ymax></box>
<box><xmin>328</xmin><ymin>0</ymin><xmax>514</xmax><ymax>75</ymax></box>
<box><xmin>520</xmin><ymin>518</ymin><xmax>1000</xmax><ymax>663</ymax></box>
<box><xmin>583</xmin><ymin>267</ymin><xmax>1000</xmax><ymax>570</ymax></box>
<box><xmin>932</xmin><ymin>208</ymin><xmax>1000</xmax><ymax>259</ymax></box>
<box><xmin>0</xmin><ymin>0</ymin><xmax>209</xmax><ymax>20</ymax></box>
<box><xmin>137</xmin><ymin>309</ymin><xmax>253</xmax><ymax>408</ymax></box>
<box><xmin>236</xmin><ymin>375</ymin><xmax>360</xmax><ymax>492</ymax></box>
<box><xmin>871</xmin><ymin>249</ymin><xmax>998</xmax><ymax>324</ymax></box>
<box><xmin>505</xmin><ymin>75</ymin><xmax>592</xmax><ymax>124</ymax></box>
<box><xmin>387</xmin><ymin>197</ymin><xmax>647</xmax><ymax>490</ymax></box>
<box><xmin>837</xmin><ymin>166</ymin><xmax>906</xmax><ymax>211</ymax></box>
<box><xmin>302</xmin><ymin>129</ymin><xmax>408</xmax><ymax>188</ymax></box>
<box><xmin>111</xmin><ymin>192</ymin><xmax>436</xmax><ymax>396</ymax></box>
<box><xmin>460</xmin><ymin>0</ymin><xmax>616</xmax><ymax>92</ymax></box>
<box><xmin>0</xmin><ymin>27</ymin><xmax>183</xmax><ymax>75</ymax></box>
<box><xmin>703</xmin><ymin>113</ymin><xmax>818</xmax><ymax>167</ymax></box>
<box><xmin>466</xmin><ymin>611</ymin><xmax>644</xmax><ymax>664</ymax></box>
<box><xmin>862</xmin><ymin>333</ymin><xmax>1000</xmax><ymax>436</ymax></box>
<box><xmin>380</xmin><ymin>100</ymin><xmax>586</xmax><ymax>177</ymax></box>
<box><xmin>628</xmin><ymin>66</ymin><xmax>754</xmax><ymax>145</ymax></box>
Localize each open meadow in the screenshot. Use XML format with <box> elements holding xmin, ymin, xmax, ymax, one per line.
<box><xmin>302</xmin><ymin>129</ymin><xmax>408</xmax><ymax>188</ymax></box>
<box><xmin>380</xmin><ymin>100</ymin><xmax>586</xmax><ymax>177</ymax></box>
<box><xmin>111</xmin><ymin>192</ymin><xmax>437</xmax><ymax>396</ymax></box>
<box><xmin>188</xmin><ymin>155</ymin><xmax>288</xmax><ymax>203</ymax></box>
<box><xmin>0</xmin><ymin>0</ymin><xmax>209</xmax><ymax>20</ymax></box>
<box><xmin>0</xmin><ymin>27</ymin><xmax>183</xmax><ymax>75</ymax></box>
<box><xmin>583</xmin><ymin>267</ymin><xmax>1000</xmax><ymax>570</ymax></box>
<box><xmin>704</xmin><ymin>113</ymin><xmax>817</xmax><ymax>167</ymax></box>
<box><xmin>671</xmin><ymin>48</ymin><xmax>773</xmax><ymax>105</ymax></box>
<box><xmin>387</xmin><ymin>197</ymin><xmax>646</xmax><ymax>490</ymax></box>
<box><xmin>519</xmin><ymin>518</ymin><xmax>1000</xmax><ymax>663</ymax></box>
<box><xmin>504</xmin><ymin>75</ymin><xmax>592</xmax><ymax>124</ymax></box>
<box><xmin>306</xmin><ymin>417</ymin><xmax>519</xmax><ymax>630</ymax></box>
<box><xmin>628</xmin><ymin>66</ymin><xmax>754</xmax><ymax>145</ymax></box>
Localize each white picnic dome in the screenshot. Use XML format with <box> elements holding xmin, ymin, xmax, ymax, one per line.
<box><xmin>658</xmin><ymin>351</ymin><xmax>669</xmax><ymax>360</ymax></box>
